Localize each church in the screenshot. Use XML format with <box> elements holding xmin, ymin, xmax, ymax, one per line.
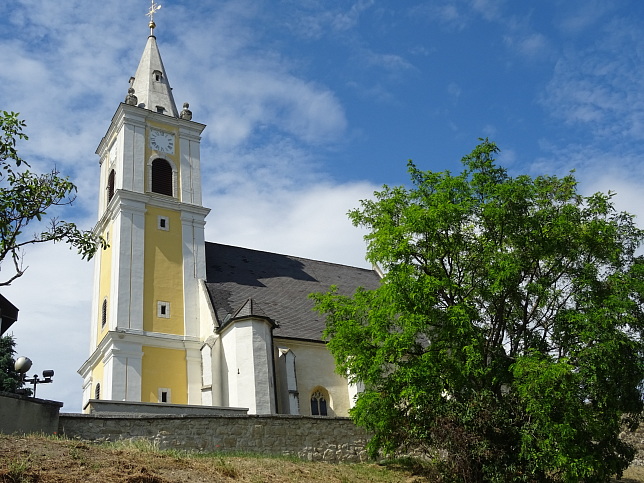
<box><xmin>78</xmin><ymin>8</ymin><xmax>381</xmax><ymax>417</ymax></box>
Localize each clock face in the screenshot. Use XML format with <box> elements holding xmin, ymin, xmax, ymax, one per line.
<box><xmin>149</xmin><ymin>129</ymin><xmax>175</xmax><ymax>154</ymax></box>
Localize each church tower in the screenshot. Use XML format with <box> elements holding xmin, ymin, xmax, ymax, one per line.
<box><xmin>79</xmin><ymin>8</ymin><xmax>210</xmax><ymax>410</ymax></box>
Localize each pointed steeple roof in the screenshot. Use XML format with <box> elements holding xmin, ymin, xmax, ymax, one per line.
<box><xmin>129</xmin><ymin>33</ymin><xmax>179</xmax><ymax>117</ymax></box>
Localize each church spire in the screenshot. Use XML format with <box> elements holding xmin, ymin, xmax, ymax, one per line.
<box><xmin>128</xmin><ymin>1</ymin><xmax>179</xmax><ymax>117</ymax></box>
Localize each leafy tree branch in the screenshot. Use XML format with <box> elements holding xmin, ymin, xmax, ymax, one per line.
<box><xmin>0</xmin><ymin>111</ymin><xmax>105</xmax><ymax>286</ymax></box>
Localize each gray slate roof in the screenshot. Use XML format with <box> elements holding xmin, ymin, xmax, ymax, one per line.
<box><xmin>204</xmin><ymin>242</ymin><xmax>381</xmax><ymax>341</ymax></box>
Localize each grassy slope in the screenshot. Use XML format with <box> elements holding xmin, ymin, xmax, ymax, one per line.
<box><xmin>0</xmin><ymin>434</ymin><xmax>424</xmax><ymax>482</ymax></box>
<box><xmin>0</xmin><ymin>434</ymin><xmax>642</xmax><ymax>482</ymax></box>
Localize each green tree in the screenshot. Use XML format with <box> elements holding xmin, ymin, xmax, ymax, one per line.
<box><xmin>0</xmin><ymin>111</ymin><xmax>104</xmax><ymax>286</ymax></box>
<box><xmin>312</xmin><ymin>140</ymin><xmax>644</xmax><ymax>482</ymax></box>
<box><xmin>0</xmin><ymin>335</ymin><xmax>28</xmax><ymax>394</ymax></box>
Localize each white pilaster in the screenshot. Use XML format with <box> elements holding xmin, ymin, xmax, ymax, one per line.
<box><xmin>284</xmin><ymin>350</ymin><xmax>300</xmax><ymax>415</ymax></box>
<box><xmin>112</xmin><ymin>195</ymin><xmax>147</xmax><ymax>331</ymax></box>
<box><xmin>179</xmin><ymin>130</ymin><xmax>203</xmax><ymax>205</ymax></box>
<box><xmin>103</xmin><ymin>340</ymin><xmax>143</xmax><ymax>402</ymax></box>
<box><xmin>186</xmin><ymin>345</ymin><xmax>202</xmax><ymax>405</ymax></box>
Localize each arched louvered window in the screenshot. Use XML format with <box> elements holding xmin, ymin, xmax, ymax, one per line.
<box><xmin>107</xmin><ymin>169</ymin><xmax>115</xmax><ymax>202</ymax></box>
<box><xmin>151</xmin><ymin>158</ymin><xmax>173</xmax><ymax>196</ymax></box>
<box><xmin>95</xmin><ymin>383</ymin><xmax>101</xmax><ymax>400</ymax></box>
<box><xmin>310</xmin><ymin>389</ymin><xmax>328</xmax><ymax>416</ymax></box>
<box><xmin>101</xmin><ymin>298</ymin><xmax>108</xmax><ymax>328</ymax></box>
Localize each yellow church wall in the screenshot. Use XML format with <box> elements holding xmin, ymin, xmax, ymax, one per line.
<box><xmin>96</xmin><ymin>224</ymin><xmax>113</xmax><ymax>344</ymax></box>
<box><xmin>143</xmin><ymin>205</ymin><xmax>184</xmax><ymax>335</ymax></box>
<box><xmin>141</xmin><ymin>346</ymin><xmax>187</xmax><ymax>404</ymax></box>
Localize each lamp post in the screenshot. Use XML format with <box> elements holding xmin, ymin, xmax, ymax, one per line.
<box><xmin>14</xmin><ymin>356</ymin><xmax>54</xmax><ymax>398</ymax></box>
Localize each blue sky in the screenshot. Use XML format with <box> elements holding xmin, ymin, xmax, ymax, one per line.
<box><xmin>2</xmin><ymin>0</ymin><xmax>644</xmax><ymax>411</ymax></box>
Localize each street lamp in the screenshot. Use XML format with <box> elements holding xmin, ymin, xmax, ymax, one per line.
<box><xmin>14</xmin><ymin>356</ymin><xmax>54</xmax><ymax>398</ymax></box>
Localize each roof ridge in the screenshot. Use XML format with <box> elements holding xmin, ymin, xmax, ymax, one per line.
<box><xmin>204</xmin><ymin>241</ymin><xmax>373</xmax><ymax>272</ymax></box>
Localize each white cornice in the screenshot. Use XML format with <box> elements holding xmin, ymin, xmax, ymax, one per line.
<box><xmin>94</xmin><ymin>189</ymin><xmax>210</xmax><ymax>235</ymax></box>
<box><xmin>96</xmin><ymin>103</ymin><xmax>206</xmax><ymax>156</ymax></box>
<box><xmin>78</xmin><ymin>329</ymin><xmax>203</xmax><ymax>376</ymax></box>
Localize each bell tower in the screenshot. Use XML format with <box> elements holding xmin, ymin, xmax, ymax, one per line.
<box><xmin>79</xmin><ymin>5</ymin><xmax>210</xmax><ymax>410</ymax></box>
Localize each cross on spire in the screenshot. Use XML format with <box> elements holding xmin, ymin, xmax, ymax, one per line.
<box><xmin>147</xmin><ymin>0</ymin><xmax>162</xmax><ymax>36</ymax></box>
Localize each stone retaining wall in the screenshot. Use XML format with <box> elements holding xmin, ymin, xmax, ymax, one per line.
<box><xmin>58</xmin><ymin>413</ymin><xmax>371</xmax><ymax>463</ymax></box>
<box><xmin>622</xmin><ymin>427</ymin><xmax>644</xmax><ymax>467</ymax></box>
<box><xmin>55</xmin><ymin>413</ymin><xmax>644</xmax><ymax>467</ymax></box>
<box><xmin>0</xmin><ymin>393</ymin><xmax>63</xmax><ymax>435</ymax></box>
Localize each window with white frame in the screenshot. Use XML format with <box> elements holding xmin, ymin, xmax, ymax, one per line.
<box><xmin>158</xmin><ymin>215</ymin><xmax>169</xmax><ymax>231</ymax></box>
<box><xmin>158</xmin><ymin>388</ymin><xmax>171</xmax><ymax>403</ymax></box>
<box><xmin>157</xmin><ymin>301</ymin><xmax>170</xmax><ymax>318</ymax></box>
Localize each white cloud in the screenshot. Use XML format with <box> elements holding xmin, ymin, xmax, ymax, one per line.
<box><xmin>332</xmin><ymin>0</ymin><xmax>375</xmax><ymax>31</ymax></box>
<box><xmin>504</xmin><ymin>32</ymin><xmax>549</xmax><ymax>59</ymax></box>
<box><xmin>207</xmin><ymin>181</ymin><xmax>376</xmax><ymax>268</ymax></box>
<box><xmin>556</xmin><ymin>2</ymin><xmax>617</xmax><ymax>36</ymax></box>
<box><xmin>470</xmin><ymin>0</ymin><xmax>505</xmax><ymax>22</ymax></box>
<box><xmin>540</xmin><ymin>18</ymin><xmax>644</xmax><ymax>142</ymax></box>
<box><xmin>2</xmin><ymin>244</ymin><xmax>93</xmax><ymax>410</ymax></box>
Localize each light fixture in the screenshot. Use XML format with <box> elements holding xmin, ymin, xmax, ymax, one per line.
<box><xmin>14</xmin><ymin>356</ymin><xmax>54</xmax><ymax>398</ymax></box>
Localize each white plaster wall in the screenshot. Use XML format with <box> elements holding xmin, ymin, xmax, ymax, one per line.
<box><xmin>81</xmin><ymin>375</ymin><xmax>92</xmax><ymax>410</ymax></box>
<box><xmin>197</xmin><ymin>280</ymin><xmax>217</xmax><ymax>338</ymax></box>
<box><xmin>120</xmin><ymin>111</ymin><xmax>146</xmax><ymax>194</ymax></box>
<box><xmin>178</xmin><ymin>132</ymin><xmax>203</xmax><ymax>205</ymax></box>
<box><xmin>180</xmin><ymin>212</ymin><xmax>208</xmax><ymax>338</ymax></box>
<box><xmin>211</xmin><ymin>337</ymin><xmax>223</xmax><ymax>406</ymax></box>
<box><xmin>219</xmin><ymin>328</ymin><xmax>236</xmax><ymax>407</ymax></box>
<box><xmin>200</xmin><ymin>343</ymin><xmax>213</xmax><ymax>406</ymax></box>
<box><xmin>219</xmin><ymin>319</ymin><xmax>276</xmax><ymax>414</ymax></box>
<box><xmin>103</xmin><ymin>353</ymin><xmax>114</xmax><ymax>401</ymax></box>
<box><xmin>185</xmin><ymin>345</ymin><xmax>202</xmax><ymax>405</ymax></box>
<box><xmin>88</xmin><ymin>241</ymin><xmax>102</xmax><ymax>351</ymax></box>
<box><xmin>104</xmin><ymin>340</ymin><xmax>143</xmax><ymax>402</ymax></box>
<box><xmin>277</xmin><ymin>339</ymin><xmax>351</xmax><ymax>417</ymax></box>
<box><xmin>113</xmin><ymin>197</ymin><xmax>147</xmax><ymax>331</ymax></box>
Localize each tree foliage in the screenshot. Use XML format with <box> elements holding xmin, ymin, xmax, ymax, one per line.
<box><xmin>0</xmin><ymin>335</ymin><xmax>28</xmax><ymax>394</ymax></box>
<box><xmin>0</xmin><ymin>111</ymin><xmax>104</xmax><ymax>285</ymax></box>
<box><xmin>312</xmin><ymin>140</ymin><xmax>644</xmax><ymax>482</ymax></box>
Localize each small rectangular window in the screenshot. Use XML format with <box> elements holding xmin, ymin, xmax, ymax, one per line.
<box><xmin>158</xmin><ymin>388</ymin><xmax>171</xmax><ymax>403</ymax></box>
<box><xmin>157</xmin><ymin>301</ymin><xmax>170</xmax><ymax>318</ymax></box>
<box><xmin>158</xmin><ymin>216</ymin><xmax>169</xmax><ymax>231</ymax></box>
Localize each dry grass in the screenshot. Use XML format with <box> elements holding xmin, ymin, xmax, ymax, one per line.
<box><xmin>0</xmin><ymin>434</ymin><xmax>425</xmax><ymax>482</ymax></box>
<box><xmin>0</xmin><ymin>433</ymin><xmax>642</xmax><ymax>482</ymax></box>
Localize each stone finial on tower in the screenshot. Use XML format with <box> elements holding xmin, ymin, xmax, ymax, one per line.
<box><xmin>125</xmin><ymin>87</ymin><xmax>138</xmax><ymax>106</ymax></box>
<box><xmin>180</xmin><ymin>103</ymin><xmax>193</xmax><ymax>121</ymax></box>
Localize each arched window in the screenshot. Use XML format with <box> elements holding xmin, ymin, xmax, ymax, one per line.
<box><xmin>95</xmin><ymin>383</ymin><xmax>101</xmax><ymax>400</ymax></box>
<box><xmin>101</xmin><ymin>298</ymin><xmax>108</xmax><ymax>328</ymax></box>
<box><xmin>151</xmin><ymin>158</ymin><xmax>173</xmax><ymax>196</ymax></box>
<box><xmin>107</xmin><ymin>169</ymin><xmax>115</xmax><ymax>202</ymax></box>
<box><xmin>310</xmin><ymin>389</ymin><xmax>328</xmax><ymax>416</ymax></box>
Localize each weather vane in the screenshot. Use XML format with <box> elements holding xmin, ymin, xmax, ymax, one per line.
<box><xmin>147</xmin><ymin>0</ymin><xmax>162</xmax><ymax>35</ymax></box>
